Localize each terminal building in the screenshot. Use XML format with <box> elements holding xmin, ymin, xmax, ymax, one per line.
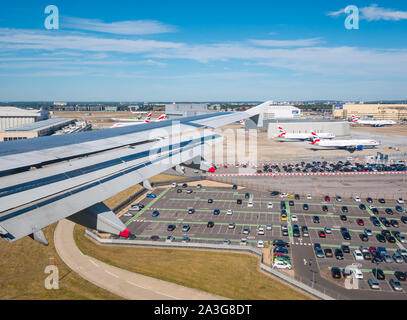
<box><xmin>165</xmin><ymin>103</ymin><xmax>216</xmax><ymax>119</ymax></box>
<box><xmin>333</xmin><ymin>103</ymin><xmax>407</xmax><ymax>120</ymax></box>
<box><xmin>0</xmin><ymin>107</ymin><xmax>49</xmax><ymax>131</ymax></box>
<box><xmin>0</xmin><ymin>118</ymin><xmax>75</xmax><ymax>142</ymax></box>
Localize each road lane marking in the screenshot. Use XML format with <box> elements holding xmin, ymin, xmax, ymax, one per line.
<box><xmin>104</xmin><ymin>270</ymin><xmax>119</xmax><ymax>278</ymax></box>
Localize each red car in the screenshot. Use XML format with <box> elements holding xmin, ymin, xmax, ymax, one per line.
<box><xmin>324</xmin><ymin>196</ymin><xmax>331</xmax><ymax>202</ymax></box>
<box><xmin>357</xmin><ymin>219</ymin><xmax>364</xmax><ymax>226</ymax></box>
<box><xmin>369</xmin><ymin>246</ymin><xmax>377</xmax><ymax>253</ymax></box>
<box><xmin>318</xmin><ymin>231</ymin><xmax>326</xmax><ymax>238</ymax></box>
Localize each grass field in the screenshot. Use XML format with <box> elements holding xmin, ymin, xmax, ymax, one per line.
<box><xmin>0</xmin><ymin>224</ymin><xmax>121</xmax><ymax>300</ymax></box>
<box><xmin>74</xmin><ymin>226</ymin><xmax>311</xmax><ymax>300</ymax></box>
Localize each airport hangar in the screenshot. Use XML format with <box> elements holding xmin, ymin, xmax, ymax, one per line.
<box><xmin>0</xmin><ymin>118</ymin><xmax>76</xmax><ymax>142</ymax></box>
<box><xmin>0</xmin><ymin>107</ymin><xmax>50</xmax><ymax>131</ymax></box>
<box><xmin>244</xmin><ymin>104</ymin><xmax>350</xmax><ymax>137</ymax></box>
<box><xmin>333</xmin><ymin>103</ymin><xmax>407</xmax><ymax>121</ymax></box>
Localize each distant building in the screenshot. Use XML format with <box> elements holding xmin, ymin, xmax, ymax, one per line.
<box><xmin>0</xmin><ymin>118</ymin><xmax>75</xmax><ymax>142</ymax></box>
<box><xmin>165</xmin><ymin>103</ymin><xmax>216</xmax><ymax>119</ymax></box>
<box><xmin>248</xmin><ymin>104</ymin><xmax>302</xmax><ymax>130</ymax></box>
<box><xmin>53</xmin><ymin>102</ymin><xmax>67</xmax><ymax>106</ymax></box>
<box><xmin>333</xmin><ymin>103</ymin><xmax>407</xmax><ymax>120</ymax></box>
<box><xmin>0</xmin><ymin>107</ymin><xmax>49</xmax><ymax>131</ymax></box>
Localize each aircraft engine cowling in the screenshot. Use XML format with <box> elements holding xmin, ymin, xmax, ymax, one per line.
<box><xmin>356</xmin><ymin>145</ymin><xmax>364</xmax><ymax>151</ymax></box>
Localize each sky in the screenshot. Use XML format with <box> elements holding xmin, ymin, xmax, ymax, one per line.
<box><xmin>0</xmin><ymin>0</ymin><xmax>406</xmax><ymax>101</ymax></box>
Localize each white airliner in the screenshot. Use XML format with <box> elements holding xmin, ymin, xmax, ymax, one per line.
<box><xmin>351</xmin><ymin>115</ymin><xmax>396</xmax><ymax>127</ymax></box>
<box><xmin>310</xmin><ymin>131</ymin><xmax>380</xmax><ymax>152</ymax></box>
<box><xmin>111</xmin><ymin>114</ymin><xmax>167</xmax><ymax>128</ymax></box>
<box><xmin>275</xmin><ymin>127</ymin><xmax>335</xmax><ymax>141</ymax></box>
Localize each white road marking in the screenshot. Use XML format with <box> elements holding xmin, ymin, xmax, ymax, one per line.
<box><xmin>126</xmin><ymin>281</ymin><xmax>148</xmax><ymax>290</ymax></box>
<box><xmin>89</xmin><ymin>259</ymin><xmax>99</xmax><ymax>267</ymax></box>
<box><xmin>104</xmin><ymin>270</ymin><xmax>119</xmax><ymax>278</ymax></box>
<box><xmin>156</xmin><ymin>291</ymin><xmax>179</xmax><ymax>300</ymax></box>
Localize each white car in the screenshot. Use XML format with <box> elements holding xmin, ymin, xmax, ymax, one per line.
<box><xmin>257</xmin><ymin>240</ymin><xmax>265</xmax><ymax>248</ymax></box>
<box><xmin>171</xmin><ymin>182</ymin><xmax>178</xmax><ymax>188</ymax></box>
<box><xmin>353</xmin><ymin>249</ymin><xmax>364</xmax><ymax>261</ymax></box>
<box><xmin>369</xmin><ymin>205</ymin><xmax>376</xmax><ymax>210</ymax></box>
<box><xmin>344</xmin><ymin>267</ymin><xmax>363</xmax><ymax>279</ymax></box>
<box><xmin>351</xmin><ymin>268</ymin><xmax>364</xmax><ymax>280</ymax></box>
<box><xmin>272</xmin><ymin>260</ymin><xmax>292</xmax><ymax>270</ymax></box>
<box><xmin>122</xmin><ymin>212</ymin><xmax>134</xmax><ymax>217</ymax></box>
<box><xmin>354</xmin><ymin>196</ymin><xmax>361</xmax><ymax>202</ymax></box>
<box><xmin>240</xmin><ymin>238</ymin><xmax>248</xmax><ymax>246</ymax></box>
<box><xmin>280</xmin><ymin>193</ymin><xmax>289</xmax><ymax>198</ymax></box>
<box><xmin>226</xmin><ymin>209</ymin><xmax>233</xmax><ymax>215</ymax></box>
<box><xmin>324</xmin><ymin>227</ymin><xmax>332</xmax><ymax>234</ymax></box>
<box><xmin>247</xmin><ymin>202</ymin><xmax>254</xmax><ymax>207</ymax></box>
<box><xmin>291</xmin><ymin>215</ymin><xmax>298</xmax><ymax>222</ymax></box>
<box><xmin>397</xmin><ymin>198</ymin><xmax>405</xmax><ymax>204</ymax></box>
<box><xmin>258</xmin><ymin>227</ymin><xmax>265</xmax><ymax>235</ymax></box>
<box><xmin>306</xmin><ymin>194</ymin><xmax>312</xmax><ymax>200</ymax></box>
<box><xmin>267</xmin><ymin>202</ymin><xmax>274</xmax><ymax>209</ymax></box>
<box><xmin>266</xmin><ymin>224</ymin><xmax>273</xmax><ymax>231</ymax></box>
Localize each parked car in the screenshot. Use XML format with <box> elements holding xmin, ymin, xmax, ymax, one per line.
<box><xmin>146</xmin><ymin>193</ymin><xmax>157</xmax><ymax>198</ymax></box>
<box><xmin>368</xmin><ymin>278</ymin><xmax>380</xmax><ymax>290</ymax></box>
<box><xmin>331</xmin><ymin>267</ymin><xmax>341</xmax><ymax>279</ymax></box>
<box><xmin>390</xmin><ymin>277</ymin><xmax>403</xmax><ymax>291</ymax></box>
<box><xmin>372</xmin><ymin>268</ymin><xmax>385</xmax><ymax>280</ymax></box>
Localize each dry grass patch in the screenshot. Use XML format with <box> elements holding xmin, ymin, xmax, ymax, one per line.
<box><xmin>0</xmin><ymin>224</ymin><xmax>121</xmax><ymax>300</ymax></box>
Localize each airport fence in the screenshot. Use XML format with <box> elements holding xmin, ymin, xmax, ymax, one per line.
<box><xmin>85</xmin><ymin>229</ymin><xmax>338</xmax><ymax>300</ymax></box>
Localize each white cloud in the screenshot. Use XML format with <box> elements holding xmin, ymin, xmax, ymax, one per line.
<box><xmin>328</xmin><ymin>4</ymin><xmax>407</xmax><ymax>21</ymax></box>
<box><xmin>62</xmin><ymin>17</ymin><xmax>176</xmax><ymax>35</ymax></box>
<box><xmin>361</xmin><ymin>4</ymin><xmax>407</xmax><ymax>21</ymax></box>
<box><xmin>0</xmin><ymin>28</ymin><xmax>183</xmax><ymax>53</ymax></box>
<box><xmin>1</xmin><ymin>28</ymin><xmax>407</xmax><ymax>78</ymax></box>
<box><xmin>250</xmin><ymin>38</ymin><xmax>323</xmax><ymax>47</ymax></box>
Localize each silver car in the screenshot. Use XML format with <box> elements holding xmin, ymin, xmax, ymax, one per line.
<box><xmin>364</xmin><ymin>228</ymin><xmax>373</xmax><ymax>236</ymax></box>
<box><xmin>390</xmin><ymin>277</ymin><xmax>403</xmax><ymax>291</ymax></box>
<box><xmin>368</xmin><ymin>278</ymin><xmax>380</xmax><ymax>290</ymax></box>
<box><xmin>383</xmin><ymin>253</ymin><xmax>393</xmax><ymax>263</ymax></box>
<box><xmin>393</xmin><ymin>253</ymin><xmax>404</xmax><ymax>263</ymax></box>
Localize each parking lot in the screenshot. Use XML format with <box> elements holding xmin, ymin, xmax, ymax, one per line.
<box><xmin>119</xmin><ymin>183</ymin><xmax>407</xmax><ymax>298</ymax></box>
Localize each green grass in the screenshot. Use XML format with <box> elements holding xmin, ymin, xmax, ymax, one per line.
<box><xmin>74</xmin><ymin>225</ymin><xmax>311</xmax><ymax>300</ymax></box>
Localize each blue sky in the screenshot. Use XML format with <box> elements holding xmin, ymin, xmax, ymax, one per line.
<box><xmin>0</xmin><ymin>0</ymin><xmax>407</xmax><ymax>101</ymax></box>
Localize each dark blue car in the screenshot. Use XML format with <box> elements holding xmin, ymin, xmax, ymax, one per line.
<box><xmin>213</xmin><ymin>209</ymin><xmax>220</xmax><ymax>215</ymax></box>
<box><xmin>152</xmin><ymin>210</ymin><xmax>160</xmax><ymax>217</ymax></box>
<box><xmin>146</xmin><ymin>193</ymin><xmax>157</xmax><ymax>198</ymax></box>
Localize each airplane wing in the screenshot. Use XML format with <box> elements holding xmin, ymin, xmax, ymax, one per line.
<box><xmin>0</xmin><ymin>101</ymin><xmax>269</xmax><ymax>244</ymax></box>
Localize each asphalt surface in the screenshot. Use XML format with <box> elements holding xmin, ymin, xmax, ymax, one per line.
<box><xmin>122</xmin><ymin>185</ymin><xmax>407</xmax><ymax>300</ymax></box>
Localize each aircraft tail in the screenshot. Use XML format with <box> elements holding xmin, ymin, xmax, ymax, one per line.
<box><xmin>157</xmin><ymin>114</ymin><xmax>167</xmax><ymax>121</ymax></box>
<box><xmin>144</xmin><ymin>113</ymin><xmax>152</xmax><ymax>123</ymax></box>
<box><xmin>277</xmin><ymin>126</ymin><xmax>286</xmax><ymax>138</ymax></box>
<box><xmin>351</xmin><ymin>114</ymin><xmax>359</xmax><ymax>123</ymax></box>
<box><xmin>310</xmin><ymin>131</ymin><xmax>320</xmax><ymax>144</ymax></box>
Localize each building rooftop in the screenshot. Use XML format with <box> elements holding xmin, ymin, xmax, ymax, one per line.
<box><xmin>0</xmin><ymin>107</ymin><xmax>45</xmax><ymax>117</ymax></box>
<box><xmin>5</xmin><ymin>118</ymin><xmax>74</xmax><ymax>132</ymax></box>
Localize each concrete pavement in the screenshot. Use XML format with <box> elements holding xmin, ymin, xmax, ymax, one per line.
<box><xmin>54</xmin><ymin>219</ymin><xmax>227</xmax><ymax>300</ymax></box>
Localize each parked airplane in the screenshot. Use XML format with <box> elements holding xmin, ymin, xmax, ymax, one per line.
<box><xmin>310</xmin><ymin>131</ymin><xmax>380</xmax><ymax>152</ymax></box>
<box><xmin>0</xmin><ymin>101</ymin><xmax>268</xmax><ymax>245</ymax></box>
<box><xmin>351</xmin><ymin>115</ymin><xmax>396</xmax><ymax>127</ymax></box>
<box><xmin>111</xmin><ymin>114</ymin><xmax>167</xmax><ymax>128</ymax></box>
<box><xmin>276</xmin><ymin>127</ymin><xmax>335</xmax><ymax>141</ymax></box>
